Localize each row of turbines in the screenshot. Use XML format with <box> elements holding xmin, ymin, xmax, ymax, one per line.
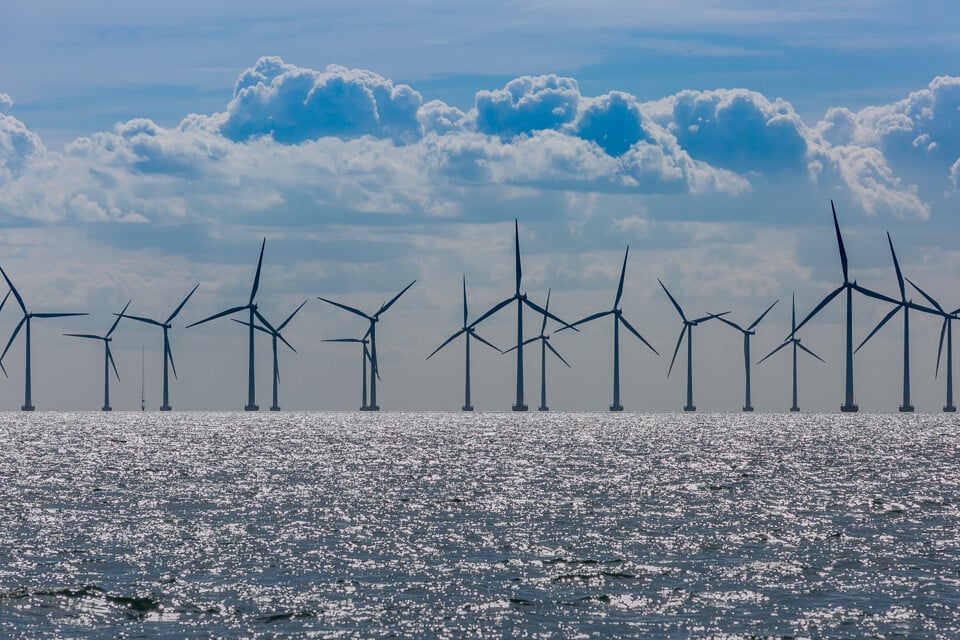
<box><xmin>0</xmin><ymin>201</ymin><xmax>956</xmax><ymax>412</ymax></box>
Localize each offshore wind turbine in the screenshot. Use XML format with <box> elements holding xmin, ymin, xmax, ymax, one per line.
<box><xmin>854</xmin><ymin>233</ymin><xmax>936</xmax><ymax>412</ymax></box>
<box><xmin>187</xmin><ymin>239</ymin><xmax>270</xmax><ymax>411</ymax></box>
<box><xmin>318</xmin><ymin>280</ymin><xmax>416</xmax><ymax>411</ymax></box>
<box><xmin>758</xmin><ymin>294</ymin><xmax>825</xmax><ymax>412</ymax></box>
<box><xmin>904</xmin><ymin>278</ymin><xmax>959</xmax><ymax>412</ymax></box>
<box><xmin>0</xmin><ymin>267</ymin><xmax>88</xmax><ymax>411</ymax></box>
<box><xmin>426</xmin><ymin>275</ymin><xmax>501</xmax><ymax>411</ymax></box>
<box><xmin>715</xmin><ymin>300</ymin><xmax>778</xmax><ymax>412</ymax></box>
<box><xmin>504</xmin><ymin>290</ymin><xmax>570</xmax><ymax>411</ymax></box>
<box><xmin>64</xmin><ymin>300</ymin><xmax>131</xmax><ymax>411</ymax></box>
<box><xmin>560</xmin><ymin>246</ymin><xmax>658</xmax><ymax>411</ymax></box>
<box><xmin>469</xmin><ymin>220</ymin><xmax>574</xmax><ymax>411</ymax></box>
<box><xmin>120</xmin><ymin>284</ymin><xmax>199</xmax><ymax>411</ymax></box>
<box><xmin>792</xmin><ymin>201</ymin><xmax>897</xmax><ymax>412</ymax></box>
<box><xmin>232</xmin><ymin>300</ymin><xmax>307</xmax><ymax>411</ymax></box>
<box><xmin>323</xmin><ymin>335</ymin><xmax>373</xmax><ymax>410</ymax></box>
<box><xmin>658</xmin><ymin>279</ymin><xmax>728</xmax><ymax>412</ymax></box>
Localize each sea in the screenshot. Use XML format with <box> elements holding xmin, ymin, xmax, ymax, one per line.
<box><xmin>1</xmin><ymin>411</ymin><xmax>958</xmax><ymax>639</ymax></box>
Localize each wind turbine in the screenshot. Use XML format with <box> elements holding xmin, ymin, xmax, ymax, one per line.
<box><xmin>792</xmin><ymin>201</ymin><xmax>898</xmax><ymax>412</ymax></box>
<box><xmin>64</xmin><ymin>300</ymin><xmax>131</xmax><ymax>411</ymax></box>
<box><xmin>469</xmin><ymin>219</ymin><xmax>574</xmax><ymax>411</ymax></box>
<box><xmin>0</xmin><ymin>267</ymin><xmax>88</xmax><ymax>411</ymax></box>
<box><xmin>426</xmin><ymin>275</ymin><xmax>501</xmax><ymax>411</ymax></box>
<box><xmin>715</xmin><ymin>299</ymin><xmax>778</xmax><ymax>412</ymax></box>
<box><xmin>658</xmin><ymin>279</ymin><xmax>728</xmax><ymax>412</ymax></box>
<box><xmin>232</xmin><ymin>300</ymin><xmax>307</xmax><ymax>411</ymax></box>
<box><xmin>120</xmin><ymin>284</ymin><xmax>199</xmax><ymax>411</ymax></box>
<box><xmin>317</xmin><ymin>280</ymin><xmax>416</xmax><ymax>411</ymax></box>
<box><xmin>323</xmin><ymin>335</ymin><xmax>373</xmax><ymax>410</ymax></box>
<box><xmin>187</xmin><ymin>239</ymin><xmax>270</xmax><ymax>411</ymax></box>
<box><xmin>559</xmin><ymin>246</ymin><xmax>658</xmax><ymax>411</ymax></box>
<box><xmin>758</xmin><ymin>293</ymin><xmax>824</xmax><ymax>412</ymax></box>
<box><xmin>854</xmin><ymin>233</ymin><xmax>937</xmax><ymax>412</ymax></box>
<box><xmin>503</xmin><ymin>289</ymin><xmax>571</xmax><ymax>411</ymax></box>
<box><xmin>904</xmin><ymin>278</ymin><xmax>959</xmax><ymax>412</ymax></box>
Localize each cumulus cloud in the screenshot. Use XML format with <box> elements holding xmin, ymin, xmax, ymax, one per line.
<box><xmin>0</xmin><ymin>97</ymin><xmax>45</xmax><ymax>183</ymax></box>
<box><xmin>474</xmin><ymin>74</ymin><xmax>580</xmax><ymax>138</ymax></box>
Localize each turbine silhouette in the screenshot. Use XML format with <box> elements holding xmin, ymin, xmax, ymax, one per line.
<box><xmin>323</xmin><ymin>335</ymin><xmax>374</xmax><ymax>410</ymax></box>
<box><xmin>904</xmin><ymin>278</ymin><xmax>960</xmax><ymax>412</ymax></box>
<box><xmin>120</xmin><ymin>284</ymin><xmax>199</xmax><ymax>411</ymax></box>
<box><xmin>0</xmin><ymin>267</ymin><xmax>88</xmax><ymax>411</ymax></box>
<box><xmin>232</xmin><ymin>300</ymin><xmax>307</xmax><ymax>411</ymax></box>
<box><xmin>426</xmin><ymin>275</ymin><xmax>501</xmax><ymax>411</ymax></box>
<box><xmin>792</xmin><ymin>201</ymin><xmax>898</xmax><ymax>412</ymax></box>
<box><xmin>64</xmin><ymin>300</ymin><xmax>131</xmax><ymax>411</ymax></box>
<box><xmin>468</xmin><ymin>219</ymin><xmax>574</xmax><ymax>411</ymax></box>
<box><xmin>758</xmin><ymin>293</ymin><xmax>825</xmax><ymax>412</ymax></box>
<box><xmin>187</xmin><ymin>239</ymin><xmax>269</xmax><ymax>411</ymax></box>
<box><xmin>503</xmin><ymin>289</ymin><xmax>570</xmax><ymax>411</ymax></box>
<box><xmin>318</xmin><ymin>280</ymin><xmax>416</xmax><ymax>411</ymax></box>
<box><xmin>559</xmin><ymin>246</ymin><xmax>658</xmax><ymax>411</ymax></box>
<box><xmin>715</xmin><ymin>299</ymin><xmax>778</xmax><ymax>412</ymax></box>
<box><xmin>658</xmin><ymin>279</ymin><xmax>728</xmax><ymax>412</ymax></box>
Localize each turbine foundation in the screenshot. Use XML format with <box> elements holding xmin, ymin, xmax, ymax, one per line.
<box><xmin>512</xmin><ymin>403</ymin><xmax>528</xmax><ymax>412</ymax></box>
<box><xmin>462</xmin><ymin>405</ymin><xmax>474</xmax><ymax>412</ymax></box>
<box><xmin>362</xmin><ymin>405</ymin><xmax>380</xmax><ymax>412</ymax></box>
<box><xmin>538</xmin><ymin>405</ymin><xmax>548</xmax><ymax>412</ymax></box>
<box><xmin>609</xmin><ymin>404</ymin><xmax>623</xmax><ymax>412</ymax></box>
<box><xmin>684</xmin><ymin>404</ymin><xmax>696</xmax><ymax>412</ymax></box>
<box><xmin>790</xmin><ymin>406</ymin><xmax>800</xmax><ymax>412</ymax></box>
<box><xmin>160</xmin><ymin>405</ymin><xmax>172</xmax><ymax>412</ymax></box>
<box><xmin>102</xmin><ymin>405</ymin><xmax>112</xmax><ymax>412</ymax></box>
<box><xmin>899</xmin><ymin>404</ymin><xmax>915</xmax><ymax>412</ymax></box>
<box><xmin>21</xmin><ymin>404</ymin><xmax>34</xmax><ymax>412</ymax></box>
<box><xmin>244</xmin><ymin>404</ymin><xmax>259</xmax><ymax>411</ymax></box>
<box><xmin>270</xmin><ymin>405</ymin><xmax>281</xmax><ymax>412</ymax></box>
<box><xmin>944</xmin><ymin>404</ymin><xmax>957</xmax><ymax>413</ymax></box>
<box><xmin>841</xmin><ymin>403</ymin><xmax>858</xmax><ymax>412</ymax></box>
<box><xmin>743</xmin><ymin>405</ymin><xmax>754</xmax><ymax>412</ymax></box>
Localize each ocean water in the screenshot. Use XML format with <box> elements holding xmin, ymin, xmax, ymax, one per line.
<box><xmin>1</xmin><ymin>411</ymin><xmax>958</xmax><ymax>639</ymax></box>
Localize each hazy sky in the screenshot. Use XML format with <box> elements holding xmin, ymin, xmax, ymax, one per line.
<box><xmin>1</xmin><ymin>1</ymin><xmax>959</xmax><ymax>412</ymax></box>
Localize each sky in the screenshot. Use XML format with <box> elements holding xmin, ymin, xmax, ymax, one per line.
<box><xmin>1</xmin><ymin>1</ymin><xmax>960</xmax><ymax>412</ymax></box>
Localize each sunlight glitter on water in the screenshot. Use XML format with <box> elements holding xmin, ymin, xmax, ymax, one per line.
<box><xmin>1</xmin><ymin>411</ymin><xmax>959</xmax><ymax>638</ymax></box>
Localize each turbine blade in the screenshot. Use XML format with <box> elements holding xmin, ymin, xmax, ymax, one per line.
<box><xmin>120</xmin><ymin>313</ymin><xmax>164</xmax><ymax>327</ymax></box>
<box><xmin>249</xmin><ymin>238</ymin><xmax>266</xmax><ymax>305</ymax></box>
<box><xmin>524</xmin><ymin>297</ymin><xmax>575</xmax><ymax>332</ymax></box>
<box><xmin>832</xmin><ymin>200</ymin><xmax>849</xmax><ymax>284</ymax></box>
<box><xmin>253</xmin><ymin>309</ymin><xmax>277</xmax><ymax>333</ymax></box>
<box><xmin>278</xmin><ymin>300</ymin><xmax>308</xmax><ymax>331</ymax></box>
<box><xmin>714</xmin><ymin>316</ymin><xmax>745</xmax><ymax>333</ymax></box>
<box><xmin>658</xmin><ymin>279</ymin><xmax>687</xmax><ymax>322</ymax></box>
<box><xmin>0</xmin><ymin>266</ymin><xmax>27</xmax><ymax>314</ymax></box>
<box><xmin>167</xmin><ymin>340</ymin><xmax>178</xmax><ymax>380</ymax></box>
<box><xmin>792</xmin><ymin>285</ymin><xmax>844</xmax><ymax>338</ymax></box>
<box><xmin>278</xmin><ymin>333</ymin><xmax>296</xmax><ymax>353</ymax></box>
<box><xmin>747</xmin><ymin>299</ymin><xmax>779</xmax><ymax>331</ymax></box>
<box><xmin>545</xmin><ymin>340</ymin><xmax>571</xmax><ymax>368</ymax></box>
<box><xmin>905</xmin><ymin>277</ymin><xmax>944</xmax><ymax>314</ymax></box>
<box><xmin>468</xmin><ymin>296</ymin><xmax>514</xmax><ymax>329</ymax></box>
<box><xmin>323</xmin><ymin>338</ymin><xmax>364</xmax><ymax>343</ymax></box>
<box><xmin>540</xmin><ymin>289</ymin><xmax>551</xmax><ymax>336</ymax></box>
<box><xmin>936</xmin><ymin>319</ymin><xmax>947</xmax><ymax>378</ymax></box>
<box><xmin>614</xmin><ymin>246</ymin><xmax>629</xmax><ymax>309</ymax></box>
<box><xmin>791</xmin><ymin>292</ymin><xmax>796</xmax><ymax>331</ymax></box>
<box><xmin>797</xmin><ymin>341</ymin><xmax>826</xmax><ymax>363</ymax></box>
<box><xmin>887</xmin><ymin>232</ymin><xmax>905</xmax><ymax>301</ymax></box>
<box><xmin>33</xmin><ymin>312</ymin><xmax>87</xmax><ymax>319</ymax></box>
<box><xmin>556</xmin><ymin>310</ymin><xmax>612</xmax><ymax>333</ymax></box>
<box><xmin>425</xmin><ymin>328</ymin><xmax>467</xmax><ymax>360</ymax></box>
<box><xmin>166</xmin><ymin>283</ymin><xmax>200</xmax><ymax>324</ymax></box>
<box><xmin>231</xmin><ymin>317</ymin><xmax>271</xmax><ymax>336</ymax></box>
<box><xmin>471</xmin><ymin>331</ymin><xmax>502</xmax><ymax>354</ymax></box>
<box><xmin>274</xmin><ymin>354</ymin><xmax>280</xmax><ymax>384</ymax></box>
<box><xmin>667</xmin><ymin>326</ymin><xmax>686</xmax><ymax>378</ymax></box>
<box><xmin>907</xmin><ymin>300</ymin><xmax>939</xmax><ymax>316</ymax></box>
<box><xmin>855</xmin><ymin>305</ymin><xmax>901</xmax><ymax>354</ymax></box>
<box><xmin>317</xmin><ymin>296</ymin><xmax>371</xmax><ymax>321</ymax></box>
<box><xmin>0</xmin><ymin>290</ymin><xmax>9</xmax><ymax>315</ymax></box>
<box><xmin>377</xmin><ymin>280</ymin><xmax>416</xmax><ymax>317</ymax></box>
<box><xmin>853</xmin><ymin>283</ymin><xmax>898</xmax><ymax>306</ymax></box>
<box><xmin>462</xmin><ymin>275</ymin><xmax>468</xmax><ymax>327</ymax></box>
<box><xmin>63</xmin><ymin>333</ymin><xmax>102</xmax><ymax>340</ymax></box>
<box><xmin>757</xmin><ymin>340</ymin><xmax>791</xmax><ymax>365</ymax></box>
<box><xmin>1</xmin><ymin>317</ymin><xmax>26</xmax><ymax>364</ymax></box>
<box><xmin>186</xmin><ymin>305</ymin><xmax>248</xmax><ymax>328</ymax></box>
<box><xmin>692</xmin><ymin>311</ymin><xmax>730</xmax><ymax>324</ymax></box>
<box><xmin>514</xmin><ymin>219</ymin><xmax>522</xmax><ymax>295</ymax></box>
<box><xmin>107</xmin><ymin>299</ymin><xmax>133</xmax><ymax>337</ymax></box>
<box><xmin>619</xmin><ymin>315</ymin><xmax>659</xmax><ymax>355</ymax></box>
<box><xmin>107</xmin><ymin>344</ymin><xmax>120</xmax><ymax>381</ymax></box>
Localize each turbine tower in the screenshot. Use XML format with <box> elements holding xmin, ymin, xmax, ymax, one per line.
<box><xmin>64</xmin><ymin>300</ymin><xmax>131</xmax><ymax>411</ymax></box>
<box><xmin>715</xmin><ymin>300</ymin><xmax>778</xmax><ymax>412</ymax></box>
<box><xmin>854</xmin><ymin>233</ymin><xmax>935</xmax><ymax>412</ymax></box>
<box><xmin>187</xmin><ymin>239</ymin><xmax>269</xmax><ymax>411</ymax></box>
<box><xmin>560</xmin><ymin>246</ymin><xmax>658</xmax><ymax>411</ymax></box>
<box><xmin>503</xmin><ymin>290</ymin><xmax>571</xmax><ymax>411</ymax></box>
<box><xmin>233</xmin><ymin>300</ymin><xmax>307</xmax><ymax>411</ymax></box>
<box><xmin>318</xmin><ymin>280</ymin><xmax>416</xmax><ymax>411</ymax></box>
<box><xmin>426</xmin><ymin>275</ymin><xmax>502</xmax><ymax>411</ymax></box>
<box><xmin>792</xmin><ymin>201</ymin><xmax>897</xmax><ymax>412</ymax></box>
<box><xmin>120</xmin><ymin>284</ymin><xmax>199</xmax><ymax>411</ymax></box>
<box><xmin>323</xmin><ymin>336</ymin><xmax>373</xmax><ymax>410</ymax></box>
<box><xmin>469</xmin><ymin>220</ymin><xmax>574</xmax><ymax>411</ymax></box>
<box><xmin>904</xmin><ymin>278</ymin><xmax>959</xmax><ymax>412</ymax></box>
<box><xmin>758</xmin><ymin>294</ymin><xmax>825</xmax><ymax>412</ymax></box>
<box><xmin>658</xmin><ymin>279</ymin><xmax>728</xmax><ymax>412</ymax></box>
<box><xmin>0</xmin><ymin>267</ymin><xmax>88</xmax><ymax>411</ymax></box>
